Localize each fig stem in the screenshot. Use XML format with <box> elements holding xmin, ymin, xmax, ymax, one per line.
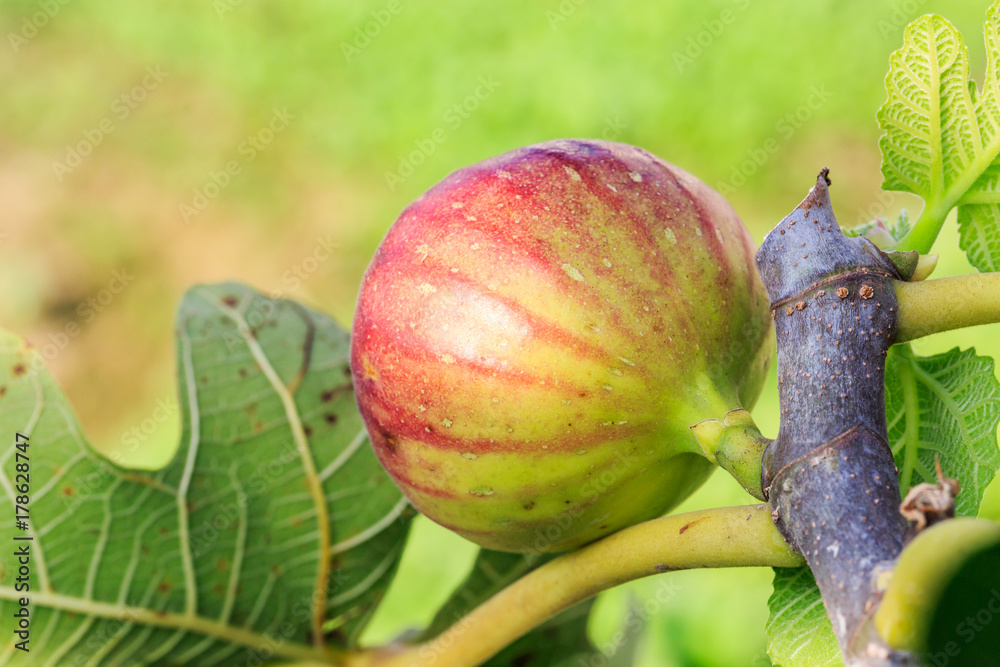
<box><xmin>691</xmin><ymin>409</ymin><xmax>770</xmax><ymax>500</ymax></box>
<box><xmin>348</xmin><ymin>505</ymin><xmax>802</xmax><ymax>667</ymax></box>
<box><xmin>894</xmin><ymin>272</ymin><xmax>1000</xmax><ymax>344</ymax></box>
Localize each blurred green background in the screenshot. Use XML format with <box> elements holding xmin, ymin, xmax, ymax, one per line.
<box><xmin>2</xmin><ymin>1</ymin><xmax>999</xmax><ymax>665</ymax></box>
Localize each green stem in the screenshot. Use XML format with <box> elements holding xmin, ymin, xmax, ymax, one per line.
<box><xmin>896</xmin><ymin>129</ymin><xmax>1000</xmax><ymax>255</ymax></box>
<box><xmin>896</xmin><ymin>200</ymin><xmax>951</xmax><ymax>256</ymax></box>
<box><xmin>895</xmin><ymin>346</ymin><xmax>920</xmax><ymax>498</ymax></box>
<box><xmin>874</xmin><ymin>518</ymin><xmax>1000</xmax><ymax>653</ymax></box>
<box><xmin>349</xmin><ymin>505</ymin><xmax>803</xmax><ymax>667</ymax></box>
<box><xmin>690</xmin><ymin>409</ymin><xmax>770</xmax><ymax>500</ymax></box>
<box><xmin>894</xmin><ymin>273</ymin><xmax>1000</xmax><ymax>343</ymax></box>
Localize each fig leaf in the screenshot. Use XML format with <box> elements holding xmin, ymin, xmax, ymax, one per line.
<box><xmin>878</xmin><ymin>0</ymin><xmax>1000</xmax><ymax>269</ymax></box>
<box><xmin>887</xmin><ymin>345</ymin><xmax>1000</xmax><ymax>517</ymax></box>
<box><xmin>0</xmin><ymin>283</ymin><xmax>413</xmax><ymax>664</ymax></box>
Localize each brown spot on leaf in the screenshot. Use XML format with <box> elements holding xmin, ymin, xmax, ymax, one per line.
<box><xmin>222</xmin><ymin>295</ymin><xmax>239</xmax><ymax>308</ymax></box>
<box><xmin>324</xmin><ymin>413</ymin><xmax>338</xmax><ymax>425</ymax></box>
<box><xmin>12</xmin><ymin>364</ymin><xmax>25</xmax><ymax>377</ymax></box>
<box><xmin>62</xmin><ymin>486</ymin><xmax>74</xmax><ymax>497</ymax></box>
<box><xmin>157</xmin><ymin>582</ymin><xmax>172</xmax><ymax>594</ymax></box>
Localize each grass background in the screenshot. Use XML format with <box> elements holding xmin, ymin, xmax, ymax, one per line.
<box><xmin>2</xmin><ymin>1</ymin><xmax>999</xmax><ymax>664</ymax></box>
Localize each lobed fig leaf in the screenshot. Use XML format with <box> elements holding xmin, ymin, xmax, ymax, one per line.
<box><xmin>0</xmin><ymin>283</ymin><xmax>412</xmax><ymax>664</ymax></box>
<box><xmin>878</xmin><ymin>0</ymin><xmax>1000</xmax><ymax>268</ymax></box>
<box><xmin>886</xmin><ymin>345</ymin><xmax>1000</xmax><ymax>516</ymax></box>
<box><xmin>352</xmin><ymin>139</ymin><xmax>773</xmax><ymax>552</ymax></box>
<box><xmin>766</xmin><ymin>568</ymin><xmax>842</xmax><ymax>667</ymax></box>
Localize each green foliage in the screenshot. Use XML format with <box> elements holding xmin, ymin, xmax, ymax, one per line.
<box><xmin>887</xmin><ymin>345</ymin><xmax>1000</xmax><ymax>515</ymax></box>
<box><xmin>0</xmin><ymin>283</ymin><xmax>412</xmax><ymax>664</ymax></box>
<box><xmin>765</xmin><ymin>569</ymin><xmax>841</xmax><ymax>667</ymax></box>
<box><xmin>878</xmin><ymin>0</ymin><xmax>1000</xmax><ymax>267</ymax></box>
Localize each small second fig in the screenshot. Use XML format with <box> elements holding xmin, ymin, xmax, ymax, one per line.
<box><xmin>352</xmin><ymin>139</ymin><xmax>772</xmax><ymax>552</ymax></box>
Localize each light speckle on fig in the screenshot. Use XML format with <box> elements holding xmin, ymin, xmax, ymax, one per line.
<box><xmin>561</xmin><ymin>263</ymin><xmax>586</xmax><ymax>282</ymax></box>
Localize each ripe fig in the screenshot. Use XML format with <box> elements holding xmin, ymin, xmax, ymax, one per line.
<box><xmin>352</xmin><ymin>139</ymin><xmax>772</xmax><ymax>552</ymax></box>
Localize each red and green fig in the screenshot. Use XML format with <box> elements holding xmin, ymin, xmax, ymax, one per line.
<box><xmin>351</xmin><ymin>139</ymin><xmax>772</xmax><ymax>552</ymax></box>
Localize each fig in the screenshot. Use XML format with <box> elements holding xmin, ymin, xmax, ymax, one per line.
<box><xmin>351</xmin><ymin>139</ymin><xmax>772</xmax><ymax>552</ymax></box>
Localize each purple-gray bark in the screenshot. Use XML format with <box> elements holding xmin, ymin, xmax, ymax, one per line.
<box><xmin>755</xmin><ymin>171</ymin><xmax>915</xmax><ymax>666</ymax></box>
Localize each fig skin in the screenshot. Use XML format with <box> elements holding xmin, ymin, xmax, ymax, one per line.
<box><xmin>352</xmin><ymin>139</ymin><xmax>772</xmax><ymax>552</ymax></box>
